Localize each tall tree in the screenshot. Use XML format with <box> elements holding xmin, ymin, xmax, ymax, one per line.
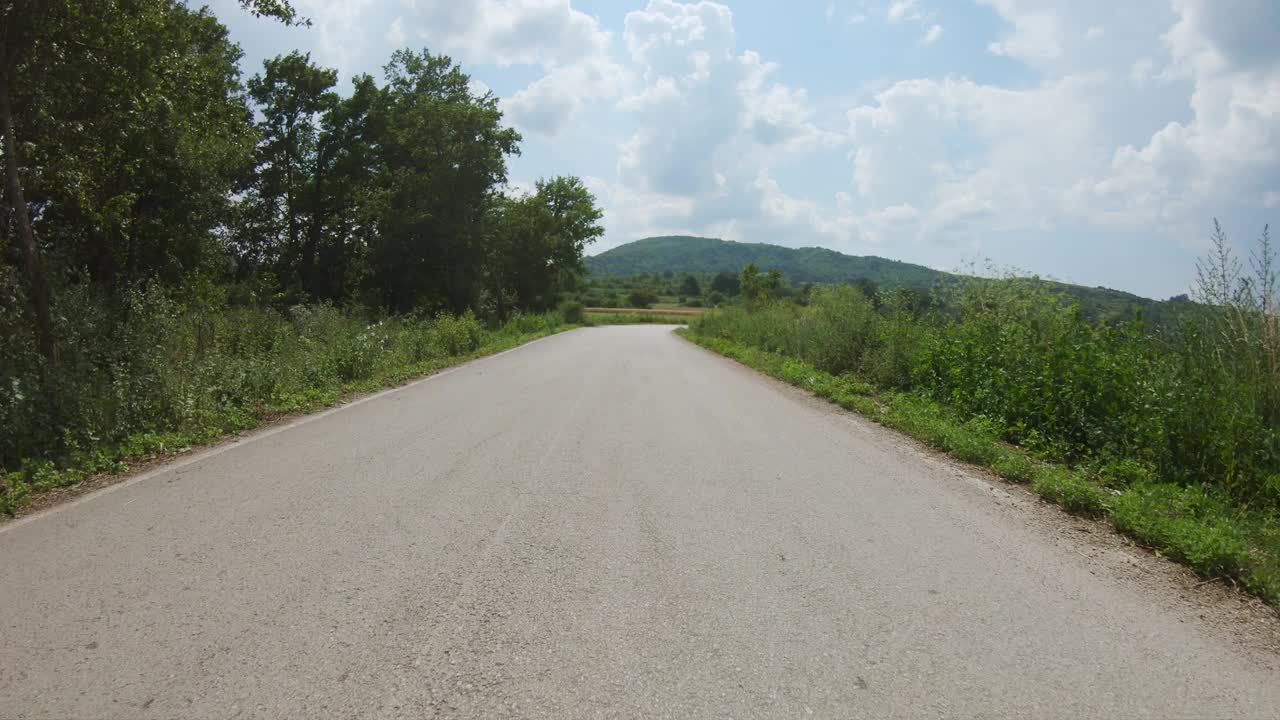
<box><xmin>0</xmin><ymin>0</ymin><xmax>66</xmax><ymax>366</ymax></box>
<box><xmin>2</xmin><ymin>0</ymin><xmax>267</xmax><ymax>365</ymax></box>
<box><xmin>242</xmin><ymin>52</ymin><xmax>338</xmax><ymax>294</ymax></box>
<box><xmin>484</xmin><ymin>176</ymin><xmax>603</xmax><ymax>316</ymax></box>
<box><xmin>680</xmin><ymin>274</ymin><xmax>701</xmax><ymax>297</ymax></box>
<box><xmin>710</xmin><ymin>271</ymin><xmax>740</xmax><ymax>296</ymax></box>
<box><xmin>306</xmin><ymin>73</ymin><xmax>380</xmax><ymax>300</ymax></box>
<box><xmin>365</xmin><ymin>49</ymin><xmax>520</xmax><ymax>312</ymax></box>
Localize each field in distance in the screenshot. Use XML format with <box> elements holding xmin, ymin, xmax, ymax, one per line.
<box><xmin>585</xmin><ymin>305</ymin><xmax>705</xmax><ymax>316</ymax></box>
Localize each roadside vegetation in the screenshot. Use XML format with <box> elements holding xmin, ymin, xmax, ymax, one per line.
<box><xmin>683</xmin><ymin>224</ymin><xmax>1280</xmax><ymax>605</ymax></box>
<box><xmin>584</xmin><ymin>311</ymin><xmax>697</xmax><ymax>325</ymax></box>
<box><xmin>573</xmin><ymin>266</ymin><xmax>806</xmax><ymax>311</ymax></box>
<box><xmin>0</xmin><ymin>0</ymin><xmax>602</xmax><ymax>513</ymax></box>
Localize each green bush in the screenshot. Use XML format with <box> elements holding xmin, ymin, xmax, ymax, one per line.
<box><xmin>690</xmin><ymin>261</ymin><xmax>1279</xmax><ymax>507</ymax></box>
<box><xmin>558</xmin><ymin>300</ymin><xmax>586</xmax><ymax>324</ymax></box>
<box><xmin>428</xmin><ymin>310</ymin><xmax>483</xmax><ymax>357</ymax></box>
<box><xmin>627</xmin><ymin>290</ymin><xmax>659</xmax><ymax>308</ymax></box>
<box><xmin>0</xmin><ymin>288</ymin><xmax>569</xmax><ymax>515</ymax></box>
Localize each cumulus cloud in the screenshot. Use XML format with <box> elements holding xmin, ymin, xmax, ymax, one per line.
<box><xmin>269</xmin><ymin>0</ymin><xmax>1277</xmax><ymax>291</ymax></box>
<box><xmin>1071</xmin><ymin>0</ymin><xmax>1280</xmax><ymax>235</ymax></box>
<box><xmin>836</xmin><ymin>0</ymin><xmax>1276</xmax><ymax>259</ymax></box>
<box><xmin>848</xmin><ymin>74</ymin><xmax>1112</xmax><ymax>241</ymax></box>
<box><xmin>386</xmin><ymin>17</ymin><xmax>406</xmax><ymax>48</ymax></box>
<box><xmin>294</xmin><ymin>0</ymin><xmax>375</xmax><ymax>72</ymax></box>
<box><xmin>403</xmin><ymin>0</ymin><xmax>611</xmax><ymax>68</ymax></box>
<box><xmin>887</xmin><ymin>0</ymin><xmax>924</xmax><ymax>24</ymax></box>
<box><xmin>395</xmin><ymin>0</ymin><xmax>625</xmax><ymax>136</ymax></box>
<box><xmin>604</xmin><ymin>0</ymin><xmax>850</xmax><ymax>247</ymax></box>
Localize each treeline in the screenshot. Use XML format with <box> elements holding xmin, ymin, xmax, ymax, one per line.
<box><xmin>232</xmin><ymin>49</ymin><xmax>600</xmax><ymax>314</ymax></box>
<box><xmin>579</xmin><ymin>267</ymin><xmax>811</xmax><ymax>309</ymax></box>
<box><xmin>0</xmin><ymin>0</ymin><xmax>601</xmax><ymax>492</ymax></box>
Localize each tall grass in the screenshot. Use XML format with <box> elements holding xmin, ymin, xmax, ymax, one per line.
<box><xmin>691</xmin><ymin>221</ymin><xmax>1280</xmax><ymax>597</ymax></box>
<box><xmin>692</xmin><ymin>226</ymin><xmax>1279</xmax><ymax>508</ymax></box>
<box><xmin>685</xmin><ymin>226</ymin><xmax>1280</xmax><ymax>601</ymax></box>
<box><xmin>0</xmin><ymin>281</ymin><xmax>570</xmax><ymax>514</ymax></box>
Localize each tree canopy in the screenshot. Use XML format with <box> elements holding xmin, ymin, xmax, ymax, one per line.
<box><xmin>1</xmin><ymin>0</ymin><xmax>603</xmax><ymax>463</ymax></box>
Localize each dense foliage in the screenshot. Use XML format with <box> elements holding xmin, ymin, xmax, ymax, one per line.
<box><xmin>691</xmin><ymin>227</ymin><xmax>1279</xmax><ymax>508</ymax></box>
<box><xmin>0</xmin><ymin>289</ymin><xmax>570</xmax><ymax>513</ymax></box>
<box><xmin>0</xmin><ymin>0</ymin><xmax>602</xmax><ymax>505</ymax></box>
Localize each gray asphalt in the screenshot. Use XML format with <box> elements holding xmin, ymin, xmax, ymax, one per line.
<box><xmin>2</xmin><ymin>325</ymin><xmax>1278</xmax><ymax>719</ymax></box>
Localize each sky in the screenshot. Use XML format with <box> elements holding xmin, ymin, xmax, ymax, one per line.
<box><xmin>207</xmin><ymin>0</ymin><xmax>1280</xmax><ymax>299</ymax></box>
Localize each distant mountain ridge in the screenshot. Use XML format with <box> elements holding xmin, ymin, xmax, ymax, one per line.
<box><xmin>586</xmin><ymin>235</ymin><xmax>1178</xmax><ymax>322</ymax></box>
<box><xmin>586</xmin><ymin>236</ymin><xmax>946</xmax><ymax>289</ymax></box>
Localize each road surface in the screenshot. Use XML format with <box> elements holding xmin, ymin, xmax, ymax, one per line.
<box><xmin>2</xmin><ymin>325</ymin><xmax>1278</xmax><ymax>719</ymax></box>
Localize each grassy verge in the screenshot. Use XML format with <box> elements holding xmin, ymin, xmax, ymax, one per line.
<box><xmin>678</xmin><ymin>329</ymin><xmax>1280</xmax><ymax>606</ymax></box>
<box><xmin>1</xmin><ymin>313</ymin><xmax>576</xmax><ymax>517</ymax></box>
<box><xmin>585</xmin><ymin>311</ymin><xmax>691</xmax><ymax>325</ymax></box>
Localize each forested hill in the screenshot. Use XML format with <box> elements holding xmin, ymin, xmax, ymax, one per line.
<box><xmin>587</xmin><ymin>236</ymin><xmax>946</xmax><ymax>288</ymax></box>
<box><xmin>587</xmin><ymin>236</ymin><xmax>1183</xmax><ymax>322</ymax></box>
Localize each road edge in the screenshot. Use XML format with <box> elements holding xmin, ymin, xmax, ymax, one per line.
<box><xmin>0</xmin><ymin>327</ymin><xmax>585</xmax><ymax>533</ymax></box>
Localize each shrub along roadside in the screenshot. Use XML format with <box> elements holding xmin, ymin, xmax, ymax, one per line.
<box><xmin>676</xmin><ymin>329</ymin><xmax>1280</xmax><ymax>606</ymax></box>
<box><xmin>0</xmin><ymin>305</ymin><xmax>576</xmax><ymax>517</ymax></box>
<box><xmin>583</xmin><ymin>311</ymin><xmax>692</xmax><ymax>325</ymax></box>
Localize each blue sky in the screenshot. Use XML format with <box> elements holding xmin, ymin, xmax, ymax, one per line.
<box><xmin>208</xmin><ymin>0</ymin><xmax>1279</xmax><ymax>299</ymax></box>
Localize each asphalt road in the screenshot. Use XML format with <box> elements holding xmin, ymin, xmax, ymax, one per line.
<box><xmin>2</xmin><ymin>325</ymin><xmax>1278</xmax><ymax>719</ymax></box>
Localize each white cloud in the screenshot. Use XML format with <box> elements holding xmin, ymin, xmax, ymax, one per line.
<box><xmin>1071</xmin><ymin>0</ymin><xmax>1280</xmax><ymax>235</ymax></box>
<box><xmin>600</xmin><ymin>0</ymin><xmax>852</xmax><ymax>248</ymax></box>
<box><xmin>294</xmin><ymin>0</ymin><xmax>374</xmax><ymax>71</ymax></box>
<box><xmin>1130</xmin><ymin>57</ymin><xmax>1156</xmax><ymax>84</ymax></box>
<box><xmin>399</xmin><ymin>0</ymin><xmax>626</xmax><ymax>136</ymax></box>
<box><xmin>921</xmin><ymin>24</ymin><xmax>944</xmax><ymax>46</ymax></box>
<box><xmin>887</xmin><ymin>0</ymin><xmax>924</xmax><ymax>24</ymax></box>
<box><xmin>502</xmin><ymin>59</ymin><xmax>623</xmax><ymax>136</ymax></box>
<box><xmin>386</xmin><ymin>17</ymin><xmax>406</xmax><ymax>48</ymax></box>
<box><xmin>984</xmin><ymin>7</ymin><xmax>1063</xmax><ymax>65</ymax></box>
<box><xmin>406</xmin><ymin>0</ymin><xmax>611</xmax><ymax>68</ymax></box>
<box><xmin>847</xmin><ymin>75</ymin><xmax>1110</xmax><ymax>239</ymax></box>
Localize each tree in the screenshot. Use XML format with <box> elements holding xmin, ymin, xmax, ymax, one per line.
<box><xmin>484</xmin><ymin>176</ymin><xmax>603</xmax><ymax>318</ymax></box>
<box><xmin>740</xmin><ymin>263</ymin><xmax>783</xmax><ymax>305</ymax></box>
<box><xmin>680</xmin><ymin>274</ymin><xmax>701</xmax><ymax>297</ymax></box>
<box><xmin>306</xmin><ymin>73</ymin><xmax>380</xmax><ymax>300</ymax></box>
<box><xmin>238</xmin><ymin>0</ymin><xmax>306</xmax><ymax>25</ymax></box>
<box><xmin>364</xmin><ymin>49</ymin><xmax>521</xmax><ymax>313</ymax></box>
<box><xmin>764</xmin><ymin>268</ymin><xmax>783</xmax><ymax>294</ymax></box>
<box><xmin>627</xmin><ymin>289</ymin><xmax>658</xmax><ymax>308</ymax></box>
<box><xmin>241</xmin><ymin>52</ymin><xmax>339</xmax><ymax>295</ymax></box>
<box><xmin>2</xmin><ymin>0</ymin><xmax>260</xmax><ymax>366</ymax></box>
<box><xmin>854</xmin><ymin>276</ymin><xmax>880</xmax><ymax>302</ymax></box>
<box><xmin>0</xmin><ymin>0</ymin><xmax>56</xmax><ymax>364</ymax></box>
<box><xmin>710</xmin><ymin>271</ymin><xmax>739</xmax><ymax>296</ymax></box>
<box><xmin>740</xmin><ymin>263</ymin><xmax>761</xmax><ymax>302</ymax></box>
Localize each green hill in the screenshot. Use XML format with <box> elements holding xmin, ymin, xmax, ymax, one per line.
<box><xmin>586</xmin><ymin>236</ymin><xmax>1184</xmax><ymax>324</ymax></box>
<box><xmin>586</xmin><ymin>236</ymin><xmax>945</xmax><ymax>289</ymax></box>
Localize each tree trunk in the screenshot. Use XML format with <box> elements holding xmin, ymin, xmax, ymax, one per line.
<box><xmin>301</xmin><ymin>144</ymin><xmax>324</xmax><ymax>299</ymax></box>
<box><xmin>0</xmin><ymin>54</ymin><xmax>56</xmax><ymax>368</ymax></box>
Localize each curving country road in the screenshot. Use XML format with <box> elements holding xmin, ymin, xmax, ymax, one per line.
<box><xmin>2</xmin><ymin>325</ymin><xmax>1278</xmax><ymax>718</ymax></box>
